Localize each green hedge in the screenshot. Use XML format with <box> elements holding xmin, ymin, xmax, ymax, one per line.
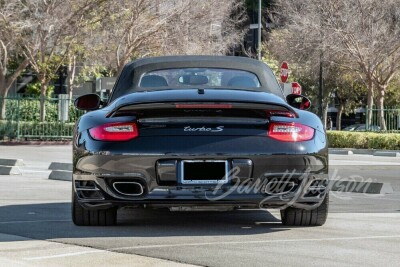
<box><xmin>0</xmin><ymin>120</ymin><xmax>75</xmax><ymax>140</ymax></box>
<box><xmin>3</xmin><ymin>98</ymin><xmax>82</xmax><ymax>122</ymax></box>
<box><xmin>327</xmin><ymin>131</ymin><xmax>400</xmax><ymax>150</ymax></box>
<box><xmin>2</xmin><ymin>121</ymin><xmax>400</xmax><ymax>148</ymax></box>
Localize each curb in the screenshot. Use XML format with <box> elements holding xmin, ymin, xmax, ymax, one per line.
<box><xmin>0</xmin><ymin>158</ymin><xmax>24</xmax><ymax>175</ymax></box>
<box><xmin>330</xmin><ymin>180</ymin><xmax>392</xmax><ymax>194</ymax></box>
<box><xmin>0</xmin><ymin>166</ymin><xmax>21</xmax><ymax>175</ymax></box>
<box><xmin>329</xmin><ymin>148</ymin><xmax>400</xmax><ymax>156</ymax></box>
<box><xmin>373</xmin><ymin>151</ymin><xmax>400</xmax><ymax>157</ymax></box>
<box><xmin>48</xmin><ymin>170</ymin><xmax>72</xmax><ymax>181</ymax></box>
<box><xmin>48</xmin><ymin>162</ymin><xmax>73</xmax><ymax>171</ymax></box>
<box><xmin>329</xmin><ymin>149</ymin><xmax>353</xmax><ymax>155</ymax></box>
<box><xmin>48</xmin><ymin>162</ymin><xmax>72</xmax><ymax>181</ymax></box>
<box><xmin>0</xmin><ymin>141</ymin><xmax>72</xmax><ymax>146</ymax></box>
<box><xmin>0</xmin><ymin>158</ymin><xmax>24</xmax><ymax>166</ymax></box>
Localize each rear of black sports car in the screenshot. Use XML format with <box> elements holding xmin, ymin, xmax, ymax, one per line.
<box><xmin>72</xmin><ymin>56</ymin><xmax>329</xmax><ymax>227</ymax></box>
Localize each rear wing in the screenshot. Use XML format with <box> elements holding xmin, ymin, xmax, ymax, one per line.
<box><xmin>107</xmin><ymin>101</ymin><xmax>298</xmax><ymax>119</ymax></box>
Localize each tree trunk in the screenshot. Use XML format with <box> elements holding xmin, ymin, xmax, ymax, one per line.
<box><xmin>0</xmin><ymin>77</ymin><xmax>7</xmax><ymax>120</ymax></box>
<box><xmin>322</xmin><ymin>100</ymin><xmax>329</xmax><ymax>129</ymax></box>
<box><xmin>39</xmin><ymin>90</ymin><xmax>47</xmax><ymax>122</ymax></box>
<box><xmin>377</xmin><ymin>86</ymin><xmax>387</xmax><ymax>131</ymax></box>
<box><xmin>68</xmin><ymin>88</ymin><xmax>73</xmax><ymax>101</ymax></box>
<box><xmin>366</xmin><ymin>78</ymin><xmax>374</xmax><ymax>128</ymax></box>
<box><xmin>67</xmin><ymin>54</ymin><xmax>76</xmax><ymax>103</ymax></box>
<box><xmin>116</xmin><ymin>63</ymin><xmax>125</xmax><ymax>77</ymax></box>
<box><xmin>39</xmin><ymin>77</ymin><xmax>48</xmax><ymax>122</ymax></box>
<box><xmin>336</xmin><ymin>104</ymin><xmax>344</xmax><ymax>131</ymax></box>
<box><xmin>0</xmin><ymin>59</ymin><xmax>29</xmax><ymax>119</ymax></box>
<box><xmin>0</xmin><ymin>93</ymin><xmax>7</xmax><ymax>120</ymax></box>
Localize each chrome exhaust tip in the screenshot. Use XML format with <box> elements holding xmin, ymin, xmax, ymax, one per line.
<box><xmin>112</xmin><ymin>181</ymin><xmax>144</xmax><ymax>196</ymax></box>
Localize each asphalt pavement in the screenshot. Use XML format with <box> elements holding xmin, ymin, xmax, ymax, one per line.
<box><xmin>0</xmin><ymin>145</ymin><xmax>399</xmax><ymax>266</ymax></box>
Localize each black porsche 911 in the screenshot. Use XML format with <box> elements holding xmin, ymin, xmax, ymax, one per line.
<box><xmin>72</xmin><ymin>56</ymin><xmax>329</xmax><ymax>227</ymax></box>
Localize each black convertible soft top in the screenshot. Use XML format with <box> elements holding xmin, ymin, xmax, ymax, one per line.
<box><xmin>110</xmin><ymin>55</ymin><xmax>284</xmax><ymax>101</ymax></box>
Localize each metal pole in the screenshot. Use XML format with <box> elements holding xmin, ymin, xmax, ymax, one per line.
<box><xmin>16</xmin><ymin>94</ymin><xmax>20</xmax><ymax>140</ymax></box>
<box><xmin>257</xmin><ymin>0</ymin><xmax>262</xmax><ymax>60</ymax></box>
<box><xmin>318</xmin><ymin>52</ymin><xmax>323</xmax><ymax>119</ymax></box>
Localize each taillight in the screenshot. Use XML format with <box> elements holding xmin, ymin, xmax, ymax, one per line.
<box><xmin>89</xmin><ymin>122</ymin><xmax>139</xmax><ymax>141</ymax></box>
<box><xmin>268</xmin><ymin>122</ymin><xmax>314</xmax><ymax>142</ymax></box>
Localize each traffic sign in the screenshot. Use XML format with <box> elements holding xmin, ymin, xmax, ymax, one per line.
<box><xmin>282</xmin><ymin>82</ymin><xmax>302</xmax><ymax>95</ymax></box>
<box><xmin>291</xmin><ymin>82</ymin><xmax>302</xmax><ymax>95</ymax></box>
<box><xmin>280</xmin><ymin>61</ymin><xmax>289</xmax><ymax>83</ymax></box>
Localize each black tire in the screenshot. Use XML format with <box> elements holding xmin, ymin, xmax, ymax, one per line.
<box><xmin>280</xmin><ymin>193</ymin><xmax>329</xmax><ymax>226</ymax></box>
<box><xmin>72</xmin><ymin>192</ymin><xmax>117</xmax><ymax>226</ymax></box>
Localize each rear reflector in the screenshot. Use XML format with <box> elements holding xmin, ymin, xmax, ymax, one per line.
<box><xmin>89</xmin><ymin>122</ymin><xmax>138</xmax><ymax>141</ymax></box>
<box><xmin>268</xmin><ymin>122</ymin><xmax>314</xmax><ymax>142</ymax></box>
<box><xmin>175</xmin><ymin>104</ymin><xmax>232</xmax><ymax>109</ymax></box>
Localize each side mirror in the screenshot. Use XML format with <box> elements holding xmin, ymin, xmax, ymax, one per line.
<box><xmin>74</xmin><ymin>94</ymin><xmax>101</xmax><ymax>111</ymax></box>
<box><xmin>286</xmin><ymin>94</ymin><xmax>311</xmax><ymax>110</ymax></box>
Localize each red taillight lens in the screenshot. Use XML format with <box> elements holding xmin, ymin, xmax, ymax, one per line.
<box><xmin>268</xmin><ymin>122</ymin><xmax>314</xmax><ymax>142</ymax></box>
<box><xmin>89</xmin><ymin>122</ymin><xmax>139</xmax><ymax>141</ymax></box>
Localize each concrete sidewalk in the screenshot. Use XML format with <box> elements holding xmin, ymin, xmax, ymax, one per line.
<box><xmin>0</xmin><ymin>233</ymin><xmax>197</xmax><ymax>267</ymax></box>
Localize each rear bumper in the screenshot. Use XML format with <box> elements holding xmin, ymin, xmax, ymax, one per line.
<box><xmin>76</xmin><ymin>188</ymin><xmax>329</xmax><ymax>211</ymax></box>
<box><xmin>73</xmin><ymin>134</ymin><xmax>328</xmax><ymax>210</ymax></box>
<box><xmin>73</xmin><ymin>155</ymin><xmax>328</xmax><ymax>210</ymax></box>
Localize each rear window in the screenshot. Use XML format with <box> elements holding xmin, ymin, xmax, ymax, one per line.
<box><xmin>139</xmin><ymin>68</ymin><xmax>261</xmax><ymax>89</ymax></box>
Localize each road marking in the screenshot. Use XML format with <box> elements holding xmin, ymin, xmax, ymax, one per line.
<box><xmin>0</xmin><ymin>219</ymin><xmax>70</xmax><ymax>224</ymax></box>
<box><xmin>111</xmin><ymin>235</ymin><xmax>400</xmax><ymax>250</ymax></box>
<box><xmin>25</xmin><ymin>251</ymin><xmax>103</xmax><ymax>260</ymax></box>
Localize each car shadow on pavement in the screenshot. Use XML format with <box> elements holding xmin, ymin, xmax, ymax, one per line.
<box><xmin>0</xmin><ymin>202</ymin><xmax>289</xmax><ymax>242</ymax></box>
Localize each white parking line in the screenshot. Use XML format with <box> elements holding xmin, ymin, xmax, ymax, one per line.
<box><xmin>25</xmin><ymin>251</ymin><xmax>103</xmax><ymax>260</ymax></box>
<box><xmin>112</xmin><ymin>235</ymin><xmax>400</xmax><ymax>250</ymax></box>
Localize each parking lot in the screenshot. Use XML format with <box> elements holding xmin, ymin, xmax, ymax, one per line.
<box><xmin>1</xmin><ymin>145</ymin><xmax>399</xmax><ymax>267</ymax></box>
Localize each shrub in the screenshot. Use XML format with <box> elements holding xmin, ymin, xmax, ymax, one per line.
<box><xmin>25</xmin><ymin>82</ymin><xmax>54</xmax><ymax>97</ymax></box>
<box><xmin>4</xmin><ymin>97</ymin><xmax>83</xmax><ymax>122</ymax></box>
<box><xmin>0</xmin><ymin>120</ymin><xmax>76</xmax><ymax>140</ymax></box>
<box><xmin>327</xmin><ymin>131</ymin><xmax>400</xmax><ymax>150</ymax></box>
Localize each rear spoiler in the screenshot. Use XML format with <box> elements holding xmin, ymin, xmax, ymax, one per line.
<box><xmin>107</xmin><ymin>101</ymin><xmax>298</xmax><ymax>118</ymax></box>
